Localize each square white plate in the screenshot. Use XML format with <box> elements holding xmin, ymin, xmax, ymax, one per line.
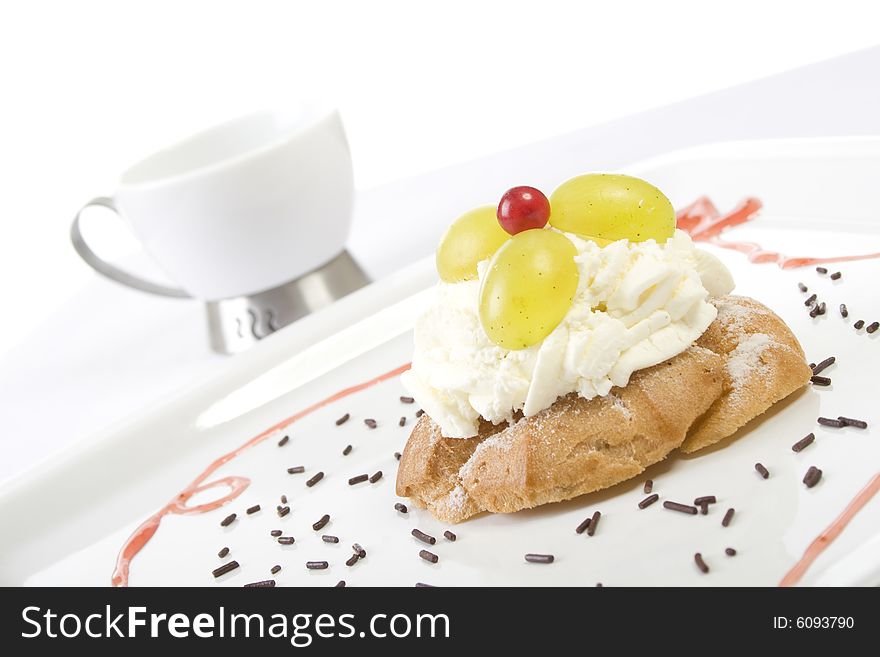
<box><xmin>2</xmin><ymin>137</ymin><xmax>879</xmax><ymax>587</ymax></box>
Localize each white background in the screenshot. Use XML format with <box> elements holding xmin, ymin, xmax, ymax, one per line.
<box><xmin>1</xmin><ymin>0</ymin><xmax>879</xmax><ymax>480</ymax></box>
<box><xmin>2</xmin><ymin>0</ymin><xmax>880</xmax><ymax>350</ymax></box>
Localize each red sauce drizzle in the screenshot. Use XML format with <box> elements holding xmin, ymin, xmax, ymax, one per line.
<box><xmin>683</xmin><ymin>196</ymin><xmax>880</xmax><ymax>584</ymax></box>
<box><xmin>677</xmin><ymin>196</ymin><xmax>880</xmax><ymax>268</ymax></box>
<box><xmin>779</xmin><ymin>473</ymin><xmax>880</xmax><ymax>587</ymax></box>
<box><xmin>112</xmin><ymin>198</ymin><xmax>880</xmax><ymax>587</ymax></box>
<box><xmin>111</xmin><ymin>362</ymin><xmax>411</xmax><ymax>587</ymax></box>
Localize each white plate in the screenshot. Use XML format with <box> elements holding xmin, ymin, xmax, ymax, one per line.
<box><xmin>2</xmin><ymin>137</ymin><xmax>879</xmax><ymax>587</ymax></box>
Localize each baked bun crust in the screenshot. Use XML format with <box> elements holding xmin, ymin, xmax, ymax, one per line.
<box><xmin>681</xmin><ymin>296</ymin><xmax>812</xmax><ymax>452</ymax></box>
<box><xmin>396</xmin><ymin>296</ymin><xmax>811</xmax><ymax>523</ymax></box>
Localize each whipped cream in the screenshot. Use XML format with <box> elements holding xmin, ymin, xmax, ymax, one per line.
<box><xmin>402</xmin><ymin>229</ymin><xmax>734</xmax><ymax>438</ymax></box>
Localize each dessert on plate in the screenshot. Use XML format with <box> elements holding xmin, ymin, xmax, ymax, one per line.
<box><xmin>396</xmin><ymin>175</ymin><xmax>811</xmax><ymax>523</ymax></box>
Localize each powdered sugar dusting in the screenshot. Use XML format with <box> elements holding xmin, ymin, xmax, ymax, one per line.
<box><xmin>609</xmin><ymin>393</ymin><xmax>632</xmax><ymax>419</ymax></box>
<box><xmin>727</xmin><ymin>333</ymin><xmax>771</xmax><ymax>389</ymax></box>
<box><xmin>689</xmin><ymin>344</ymin><xmax>717</xmax><ymax>358</ymax></box>
<box><xmin>425</xmin><ymin>420</ymin><xmax>444</xmax><ymax>447</ymax></box>
<box><xmin>458</xmin><ymin>430</ymin><xmax>515</xmax><ymax>480</ymax></box>
<box><xmin>715</xmin><ymin>298</ymin><xmax>768</xmax><ymax>336</ymax></box>
<box><xmin>525</xmin><ymin>412</ymin><xmax>561</xmax><ymax>441</ymax></box>
<box><xmin>443</xmin><ymin>485</ymin><xmax>468</xmax><ymax>513</ymax></box>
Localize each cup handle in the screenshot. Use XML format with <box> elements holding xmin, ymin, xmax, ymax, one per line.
<box><xmin>70</xmin><ymin>197</ymin><xmax>190</xmax><ymax>298</ymax></box>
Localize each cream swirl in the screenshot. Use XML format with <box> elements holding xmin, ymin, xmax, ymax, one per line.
<box><xmin>402</xmin><ymin>229</ymin><xmax>734</xmax><ymax>438</ymax></box>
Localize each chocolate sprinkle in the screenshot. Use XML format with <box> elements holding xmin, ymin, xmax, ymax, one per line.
<box><xmin>306</xmin><ymin>472</ymin><xmax>324</xmax><ymax>487</ymax></box>
<box><xmin>212</xmin><ymin>561</ymin><xmax>240</xmax><ymax>578</ymax></box>
<box><xmin>244</xmin><ymin>580</ymin><xmax>276</xmax><ymax>588</ymax></box>
<box><xmin>220</xmin><ymin>513</ymin><xmax>237</xmax><ymax>527</ymax></box>
<box><xmin>345</xmin><ymin>554</ymin><xmax>360</xmax><ymax>567</ymax></box>
<box><xmin>755</xmin><ymin>463</ymin><xmax>770</xmax><ymax>479</ymax></box>
<box><xmin>817</xmin><ymin>417</ymin><xmax>844</xmax><ymax>428</ymax></box>
<box><xmin>364</xmin><ymin>418</ymin><xmax>377</xmax><ymax>429</ymax></box>
<box><xmin>804</xmin><ymin>293</ymin><xmax>817</xmax><ymax>306</ymax></box>
<box><xmin>722</xmin><ymin>508</ymin><xmax>735</xmax><ymax>527</ymax></box>
<box><xmin>277</xmin><ymin>536</ymin><xmax>295</xmax><ymax>545</ymax></box>
<box><xmin>271</xmin><ymin>565</ymin><xmax>281</xmax><ymax>574</ymax></box>
<box><xmin>394</xmin><ymin>452</ymin><xmax>402</xmax><ymax>460</ymax></box>
<box><xmin>342</xmin><ymin>444</ymin><xmax>352</xmax><ymax>456</ymax></box>
<box><xmin>348</xmin><ymin>474</ymin><xmax>368</xmax><ymax>485</ymax></box>
<box><xmin>270</xmin><ymin>530</ymin><xmax>282</xmax><ymax>537</ymax></box>
<box><xmin>643</xmin><ymin>479</ymin><xmax>653</xmax><ymax>494</ymax></box>
<box><xmin>280</xmin><ymin>495</ymin><xmax>287</xmax><ymax>504</ymax></box>
<box><xmin>838</xmin><ymin>416</ymin><xmax>868</xmax><ymax>429</ymax></box>
<box><xmin>444</xmin><ymin>530</ymin><xmax>457</xmax><ymax>542</ymax></box>
<box><xmin>419</xmin><ymin>550</ymin><xmax>439</xmax><ymax>563</ymax></box>
<box><xmin>638</xmin><ymin>494</ymin><xmax>659</xmax><ymax>509</ymax></box>
<box><xmin>810</xmin><ymin>375</ymin><xmax>831</xmax><ymax>386</ymax></box>
<box><xmin>369</xmin><ymin>470</ymin><xmax>383</xmax><ymax>483</ymax></box>
<box><xmin>335</xmin><ymin>413</ymin><xmax>350</xmax><ymax>426</ymax></box>
<box><xmin>246</xmin><ymin>505</ymin><xmax>261</xmax><ymax>515</ymax></box>
<box><xmin>306</xmin><ymin>561</ymin><xmax>329</xmax><ymax>570</ymax></box>
<box><xmin>694</xmin><ymin>553</ymin><xmax>709</xmax><ymax>574</ymax></box>
<box><xmin>663</xmin><ymin>501</ymin><xmax>698</xmax><ymax>515</ymax></box>
<box><xmin>575</xmin><ymin>517</ymin><xmax>592</xmax><ymax>533</ymax></box>
<box><xmin>322</xmin><ymin>535</ymin><xmax>339</xmax><ymax>544</ymax></box>
<box><xmin>353</xmin><ymin>543</ymin><xmax>367</xmax><ymax>558</ymax></box>
<box><xmin>809</xmin><ymin>305</ymin><xmax>820</xmax><ymax>318</ymax></box>
<box><xmin>525</xmin><ymin>553</ymin><xmax>554</xmax><ymax>564</ymax></box>
<box><xmin>287</xmin><ymin>466</ymin><xmax>305</xmax><ymax>474</ymax></box>
<box><xmin>415</xmin><ymin>409</ymin><xmax>425</xmax><ymax>417</ymax></box>
<box><xmin>803</xmin><ymin>466</ymin><xmax>823</xmax><ymax>488</ymax></box>
<box><xmin>394</xmin><ymin>502</ymin><xmax>408</xmax><ymax>513</ymax></box>
<box><xmin>411</xmin><ymin>529</ymin><xmax>436</xmax><ymax>545</ymax></box>
<box><xmin>867</xmin><ymin>322</ymin><xmax>879</xmax><ymax>334</ymax></box>
<box><xmin>840</xmin><ymin>304</ymin><xmax>848</xmax><ymax>318</ymax></box>
<box><xmin>817</xmin><ymin>302</ymin><xmax>826</xmax><ymax>316</ymax></box>
<box><xmin>797</xmin><ymin>282</ymin><xmax>807</xmax><ymax>292</ymax></box>
<box><xmin>399</xmin><ymin>416</ymin><xmax>407</xmax><ymax>427</ymax></box>
<box><xmin>312</xmin><ymin>514</ymin><xmax>330</xmax><ymax>531</ymax></box>
<box><xmin>699</xmin><ymin>502</ymin><xmax>709</xmax><ymax>515</ymax></box>
<box><xmin>725</xmin><ymin>548</ymin><xmax>737</xmax><ymax>556</ymax></box>
<box><xmin>277</xmin><ymin>435</ymin><xmax>289</xmax><ymax>447</ymax></box>
<box><xmin>694</xmin><ymin>495</ymin><xmax>716</xmax><ymax>506</ymax></box>
<box><xmin>277</xmin><ymin>506</ymin><xmax>290</xmax><ymax>518</ymax></box>
<box><xmin>792</xmin><ymin>433</ymin><xmax>815</xmax><ymax>452</ymax></box>
<box><xmin>830</xmin><ymin>271</ymin><xmax>841</xmax><ymax>280</ymax></box>
<box><xmin>586</xmin><ymin>511</ymin><xmax>601</xmax><ymax>536</ymax></box>
<box><xmin>816</xmin><ymin>266</ymin><xmax>828</xmax><ymax>274</ymax></box>
<box><xmin>400</xmin><ymin>396</ymin><xmax>415</xmax><ymax>404</ymax></box>
<box><xmin>812</xmin><ymin>356</ymin><xmax>835</xmax><ymax>375</ymax></box>
<box><xmin>415</xmin><ymin>582</ymin><xmax>434</xmax><ymax>587</ymax></box>
<box><xmin>854</xmin><ymin>319</ymin><xmax>865</xmax><ymax>330</ymax></box>
<box><xmin>335</xmin><ymin>580</ymin><xmax>346</xmax><ymax>587</ymax></box>
<box><xmin>218</xmin><ymin>547</ymin><xmax>229</xmax><ymax>558</ymax></box>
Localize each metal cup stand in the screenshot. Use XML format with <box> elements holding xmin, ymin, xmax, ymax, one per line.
<box><xmin>205</xmin><ymin>250</ymin><xmax>368</xmax><ymax>354</ymax></box>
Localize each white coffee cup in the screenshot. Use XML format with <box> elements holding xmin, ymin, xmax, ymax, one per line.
<box><xmin>71</xmin><ymin>106</ymin><xmax>354</xmax><ymax>301</ymax></box>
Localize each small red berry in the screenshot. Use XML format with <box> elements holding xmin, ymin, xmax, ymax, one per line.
<box><xmin>497</xmin><ymin>186</ymin><xmax>550</xmax><ymax>235</ymax></box>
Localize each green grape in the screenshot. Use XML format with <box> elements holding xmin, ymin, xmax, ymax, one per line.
<box><xmin>436</xmin><ymin>205</ymin><xmax>510</xmax><ymax>282</ymax></box>
<box><xmin>549</xmin><ymin>173</ymin><xmax>675</xmax><ymax>243</ymax></box>
<box><xmin>479</xmin><ymin>229</ymin><xmax>579</xmax><ymax>350</ymax></box>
